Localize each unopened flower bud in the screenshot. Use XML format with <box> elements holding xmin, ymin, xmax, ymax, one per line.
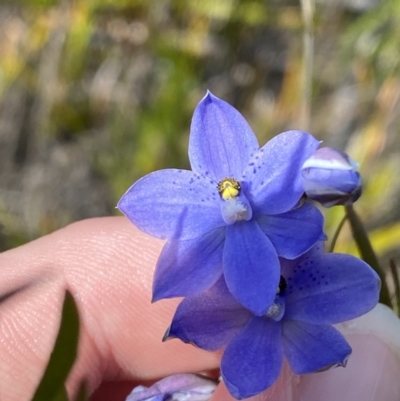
<box><xmin>126</xmin><ymin>374</ymin><xmax>217</xmax><ymax>401</ymax></box>
<box><xmin>301</xmin><ymin>147</ymin><xmax>362</xmax><ymax>208</ymax></box>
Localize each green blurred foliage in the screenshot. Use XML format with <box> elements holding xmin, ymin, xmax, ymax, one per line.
<box><xmin>0</xmin><ymin>0</ymin><xmax>399</xmax><ymax>282</ymax></box>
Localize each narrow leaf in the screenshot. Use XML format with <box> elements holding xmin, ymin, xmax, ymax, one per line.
<box><xmin>389</xmin><ymin>260</ymin><xmax>400</xmax><ymax>316</ymax></box>
<box><xmin>345</xmin><ymin>205</ymin><xmax>391</xmax><ymax>308</ymax></box>
<box><xmin>31</xmin><ymin>290</ymin><xmax>80</xmax><ymax>401</ymax></box>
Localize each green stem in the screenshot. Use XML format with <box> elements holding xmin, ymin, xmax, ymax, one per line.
<box><xmin>345</xmin><ymin>205</ymin><xmax>391</xmax><ymax>308</ymax></box>
<box><xmin>329</xmin><ymin>214</ymin><xmax>347</xmax><ymax>253</ymax></box>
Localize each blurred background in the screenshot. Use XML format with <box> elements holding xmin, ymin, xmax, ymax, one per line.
<box><xmin>0</xmin><ymin>0</ymin><xmax>399</xmax><ymax>278</ymax></box>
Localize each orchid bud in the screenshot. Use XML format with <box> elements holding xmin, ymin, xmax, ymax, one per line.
<box><xmin>125</xmin><ymin>374</ymin><xmax>217</xmax><ymax>401</ymax></box>
<box><xmin>301</xmin><ymin>147</ymin><xmax>362</xmax><ymax>208</ymax></box>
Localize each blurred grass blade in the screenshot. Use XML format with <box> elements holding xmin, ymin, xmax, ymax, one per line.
<box><xmin>345</xmin><ymin>205</ymin><xmax>391</xmax><ymax>307</ymax></box>
<box><xmin>329</xmin><ymin>214</ymin><xmax>347</xmax><ymax>252</ymax></box>
<box><xmin>389</xmin><ymin>260</ymin><xmax>400</xmax><ymax>316</ymax></box>
<box><xmin>51</xmin><ymin>388</ymin><xmax>69</xmax><ymax>401</ymax></box>
<box><xmin>31</xmin><ymin>290</ymin><xmax>80</xmax><ymax>401</ymax></box>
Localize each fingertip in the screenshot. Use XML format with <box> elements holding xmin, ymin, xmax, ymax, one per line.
<box><xmin>210</xmin><ymin>382</ymin><xmax>237</xmax><ymax>401</ymax></box>
<box><xmin>296</xmin><ymin>333</ymin><xmax>400</xmax><ymax>401</ymax></box>
<box><xmin>296</xmin><ymin>304</ymin><xmax>400</xmax><ymax>401</ymax></box>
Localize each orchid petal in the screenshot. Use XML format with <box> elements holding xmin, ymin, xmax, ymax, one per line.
<box><xmin>244</xmin><ymin>131</ymin><xmax>320</xmax><ymax>215</ymax></box>
<box><xmin>118</xmin><ymin>169</ymin><xmax>224</xmax><ymax>240</ymax></box>
<box><xmin>224</xmin><ymin>220</ymin><xmax>280</xmax><ymax>316</ymax></box>
<box><xmin>257</xmin><ymin>202</ymin><xmax>325</xmax><ymax>259</ymax></box>
<box><xmin>166</xmin><ymin>278</ymin><xmax>251</xmax><ymax>351</ymax></box>
<box><xmin>189</xmin><ymin>92</ymin><xmax>259</xmax><ymax>182</ymax></box>
<box><xmin>282</xmin><ymin>320</ymin><xmax>351</xmax><ymax>374</ymax></box>
<box><xmin>285</xmin><ymin>253</ymin><xmax>380</xmax><ymax>324</ymax></box>
<box><xmin>152</xmin><ymin>228</ymin><xmax>225</xmax><ymax>301</ymax></box>
<box><xmin>221</xmin><ymin>317</ymin><xmax>283</xmax><ymax>400</ymax></box>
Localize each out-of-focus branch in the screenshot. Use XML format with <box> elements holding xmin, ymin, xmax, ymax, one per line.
<box><xmin>299</xmin><ymin>0</ymin><xmax>314</xmax><ymax>131</ymax></box>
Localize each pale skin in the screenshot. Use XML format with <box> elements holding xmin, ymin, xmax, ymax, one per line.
<box><xmin>1</xmin><ymin>217</ymin><xmax>400</xmax><ymax>401</ymax></box>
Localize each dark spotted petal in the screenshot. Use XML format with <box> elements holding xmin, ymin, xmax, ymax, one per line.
<box><xmin>244</xmin><ymin>131</ymin><xmax>320</xmax><ymax>215</ymax></box>
<box><xmin>285</xmin><ymin>253</ymin><xmax>380</xmax><ymax>325</ymax></box>
<box><xmin>118</xmin><ymin>169</ymin><xmax>224</xmax><ymax>240</ymax></box>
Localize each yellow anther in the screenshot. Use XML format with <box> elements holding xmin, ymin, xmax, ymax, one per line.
<box><xmin>217</xmin><ymin>178</ymin><xmax>241</xmax><ymax>200</ymax></box>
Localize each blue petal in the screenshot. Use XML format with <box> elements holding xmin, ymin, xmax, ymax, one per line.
<box><xmin>257</xmin><ymin>202</ymin><xmax>325</xmax><ymax>259</ymax></box>
<box><xmin>166</xmin><ymin>278</ymin><xmax>251</xmax><ymax>351</ymax></box>
<box><xmin>221</xmin><ymin>317</ymin><xmax>283</xmax><ymax>399</ymax></box>
<box><xmin>152</xmin><ymin>228</ymin><xmax>225</xmax><ymax>301</ymax></box>
<box><xmin>118</xmin><ymin>169</ymin><xmax>224</xmax><ymax>240</ymax></box>
<box><xmin>224</xmin><ymin>220</ymin><xmax>280</xmax><ymax>315</ymax></box>
<box><xmin>284</xmin><ymin>253</ymin><xmax>380</xmax><ymax>324</ymax></box>
<box><xmin>302</xmin><ymin>168</ymin><xmax>362</xmax><ymax>207</ymax></box>
<box><xmin>189</xmin><ymin>92</ymin><xmax>259</xmax><ymax>182</ymax></box>
<box><xmin>282</xmin><ymin>320</ymin><xmax>351</xmax><ymax>374</ymax></box>
<box><xmin>243</xmin><ymin>131</ymin><xmax>320</xmax><ymax>215</ymax></box>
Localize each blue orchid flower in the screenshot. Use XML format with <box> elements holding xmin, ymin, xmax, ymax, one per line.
<box><xmin>118</xmin><ymin>91</ymin><xmax>324</xmax><ymax>315</ymax></box>
<box><xmin>165</xmin><ymin>245</ymin><xmax>381</xmax><ymax>400</ymax></box>
<box><xmin>125</xmin><ymin>374</ymin><xmax>216</xmax><ymax>401</ymax></box>
<box><xmin>302</xmin><ymin>147</ymin><xmax>362</xmax><ymax>207</ymax></box>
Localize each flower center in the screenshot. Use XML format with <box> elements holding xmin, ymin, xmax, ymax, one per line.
<box><xmin>217</xmin><ymin>178</ymin><xmax>253</xmax><ymax>224</ymax></box>
<box><xmin>217</xmin><ymin>178</ymin><xmax>241</xmax><ymax>200</ymax></box>
<box><xmin>266</xmin><ymin>276</ymin><xmax>286</xmax><ymax>321</ymax></box>
<box><xmin>277</xmin><ymin>276</ymin><xmax>287</xmax><ymax>294</ymax></box>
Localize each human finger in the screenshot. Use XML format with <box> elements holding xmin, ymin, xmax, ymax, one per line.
<box><xmin>0</xmin><ymin>217</ymin><xmax>220</xmax><ymax>401</ymax></box>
